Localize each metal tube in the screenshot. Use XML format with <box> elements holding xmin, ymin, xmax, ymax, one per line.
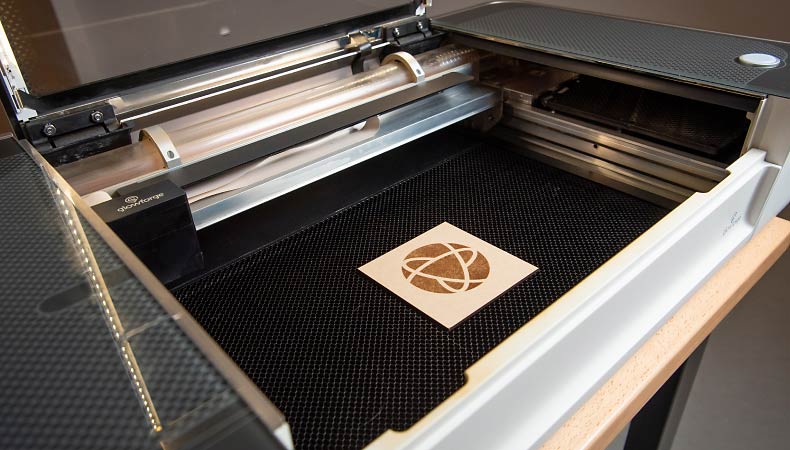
<box><xmin>59</xmin><ymin>139</ymin><xmax>164</xmax><ymax>195</ymax></box>
<box><xmin>60</xmin><ymin>46</ymin><xmax>478</xmax><ymax>195</ymax></box>
<box><xmin>169</xmin><ymin>46</ymin><xmax>478</xmax><ymax>160</ymax></box>
<box><xmin>111</xmin><ymin>40</ymin><xmax>344</xmax><ymax>116</ymax></box>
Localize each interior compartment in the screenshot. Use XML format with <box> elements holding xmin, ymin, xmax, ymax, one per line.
<box><xmin>171</xmin><ymin>129</ymin><xmax>667</xmax><ymax>449</ymax></box>
<box><xmin>538</xmin><ymin>76</ymin><xmax>750</xmax><ymax>163</ymax></box>
<box><xmin>157</xmin><ymin>50</ymin><xmax>753</xmax><ymax>446</ymax></box>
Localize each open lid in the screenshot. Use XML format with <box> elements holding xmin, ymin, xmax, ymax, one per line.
<box><xmin>433</xmin><ymin>2</ymin><xmax>790</xmax><ymax>99</ymax></box>
<box><xmin>0</xmin><ymin>0</ymin><xmax>424</xmax><ymax>121</ymax></box>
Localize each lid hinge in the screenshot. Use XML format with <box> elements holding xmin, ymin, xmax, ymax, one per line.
<box><xmin>0</xmin><ymin>21</ymin><xmax>37</xmax><ymax>121</ymax></box>
<box><xmin>23</xmin><ymin>103</ymin><xmax>133</xmax><ymax>166</ymax></box>
<box><xmin>382</xmin><ymin>17</ymin><xmax>443</xmax><ymax>57</ymax></box>
<box><xmin>346</xmin><ymin>32</ymin><xmax>374</xmax><ymax>74</ymax></box>
<box><xmin>8</xmin><ymin>87</ymin><xmax>35</xmax><ymax>121</ymax></box>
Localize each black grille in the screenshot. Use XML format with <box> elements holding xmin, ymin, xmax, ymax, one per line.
<box><xmin>174</xmin><ymin>141</ymin><xmax>668</xmax><ymax>449</ymax></box>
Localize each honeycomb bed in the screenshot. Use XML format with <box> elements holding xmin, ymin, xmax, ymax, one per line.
<box><xmin>173</xmin><ymin>129</ymin><xmax>668</xmax><ymax>449</ymax></box>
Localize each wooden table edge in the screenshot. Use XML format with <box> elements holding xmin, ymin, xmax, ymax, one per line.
<box><xmin>540</xmin><ymin>216</ymin><xmax>790</xmax><ymax>450</ymax></box>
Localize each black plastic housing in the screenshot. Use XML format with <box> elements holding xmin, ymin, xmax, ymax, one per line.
<box><xmin>93</xmin><ymin>180</ymin><xmax>203</xmax><ymax>284</ymax></box>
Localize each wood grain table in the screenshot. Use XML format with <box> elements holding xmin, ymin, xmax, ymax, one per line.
<box><xmin>541</xmin><ymin>217</ymin><xmax>790</xmax><ymax>450</ymax></box>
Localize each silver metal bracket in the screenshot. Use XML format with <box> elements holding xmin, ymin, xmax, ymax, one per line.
<box><xmin>382</xmin><ymin>52</ymin><xmax>425</xmax><ymax>83</ymax></box>
<box><xmin>140</xmin><ymin>126</ymin><xmax>181</xmax><ymax>169</ymax></box>
<box><xmin>416</xmin><ymin>0</ymin><xmax>432</xmax><ymax>15</ymax></box>
<box><xmin>345</xmin><ymin>32</ymin><xmax>373</xmax><ymax>54</ymax></box>
<box><xmin>346</xmin><ymin>32</ymin><xmax>374</xmax><ymax>74</ymax></box>
<box><xmin>0</xmin><ymin>21</ymin><xmax>36</xmax><ymax>121</ymax></box>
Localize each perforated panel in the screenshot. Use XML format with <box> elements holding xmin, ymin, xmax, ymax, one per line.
<box><xmin>434</xmin><ymin>2</ymin><xmax>790</xmax><ymax>97</ymax></box>
<box><xmin>0</xmin><ymin>148</ymin><xmax>156</xmax><ymax>450</ymax></box>
<box><xmin>175</xmin><ymin>139</ymin><xmax>668</xmax><ymax>449</ymax></box>
<box><xmin>0</xmin><ymin>140</ymin><xmax>274</xmax><ymax>449</ymax></box>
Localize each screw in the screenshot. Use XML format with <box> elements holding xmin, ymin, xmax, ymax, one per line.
<box><xmin>393</xmin><ymin>27</ymin><xmax>400</xmax><ymax>38</ymax></box>
<box><xmin>90</xmin><ymin>110</ymin><xmax>104</xmax><ymax>123</ymax></box>
<box><xmin>43</xmin><ymin>123</ymin><xmax>56</xmax><ymax>136</ymax></box>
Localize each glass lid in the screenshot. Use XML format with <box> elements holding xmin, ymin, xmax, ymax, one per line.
<box><xmin>0</xmin><ymin>0</ymin><xmax>414</xmax><ymax>97</ymax></box>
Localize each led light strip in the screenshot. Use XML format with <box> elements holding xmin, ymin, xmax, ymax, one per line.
<box><xmin>50</xmin><ymin>184</ymin><xmax>163</xmax><ymax>433</ymax></box>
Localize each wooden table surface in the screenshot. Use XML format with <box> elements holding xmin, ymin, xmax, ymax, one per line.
<box><xmin>541</xmin><ymin>217</ymin><xmax>790</xmax><ymax>450</ymax></box>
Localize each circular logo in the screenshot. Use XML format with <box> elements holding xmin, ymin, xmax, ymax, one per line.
<box><xmin>124</xmin><ymin>196</ymin><xmax>139</xmax><ymax>204</ymax></box>
<box><xmin>402</xmin><ymin>243</ymin><xmax>490</xmax><ymax>294</ymax></box>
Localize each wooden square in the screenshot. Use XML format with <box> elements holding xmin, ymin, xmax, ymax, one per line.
<box><xmin>359</xmin><ymin>222</ymin><xmax>538</xmax><ymax>329</ymax></box>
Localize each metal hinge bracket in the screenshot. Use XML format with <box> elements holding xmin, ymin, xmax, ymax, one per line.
<box><xmin>346</xmin><ymin>32</ymin><xmax>375</xmax><ymax>74</ymax></box>
<box><xmin>0</xmin><ymin>21</ymin><xmax>37</xmax><ymax>121</ymax></box>
<box><xmin>24</xmin><ymin>103</ymin><xmax>133</xmax><ymax>166</ymax></box>
<box><xmin>415</xmin><ymin>0</ymin><xmax>432</xmax><ymax>16</ymax></box>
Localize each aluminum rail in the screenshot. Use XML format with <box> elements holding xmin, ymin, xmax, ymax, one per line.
<box><xmin>190</xmin><ymin>83</ymin><xmax>500</xmax><ymax>229</ymax></box>
<box><xmin>59</xmin><ymin>46</ymin><xmax>479</xmax><ymax>195</ymax></box>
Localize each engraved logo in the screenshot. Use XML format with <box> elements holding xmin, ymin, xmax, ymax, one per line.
<box><xmin>116</xmin><ymin>193</ymin><xmax>164</xmax><ymax>213</ymax></box>
<box><xmin>359</xmin><ymin>222</ymin><xmax>538</xmax><ymax>328</ymax></box>
<box><xmin>723</xmin><ymin>211</ymin><xmax>742</xmax><ymax>236</ymax></box>
<box><xmin>401</xmin><ymin>243</ymin><xmax>490</xmax><ymax>293</ymax></box>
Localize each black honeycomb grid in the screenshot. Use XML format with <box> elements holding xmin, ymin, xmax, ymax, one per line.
<box><xmin>435</xmin><ymin>2</ymin><xmax>790</xmax><ymax>95</ymax></box>
<box><xmin>1</xmin><ymin>145</ymin><xmax>259</xmax><ymax>450</ymax></box>
<box><xmin>129</xmin><ymin>320</ymin><xmax>235</xmax><ymax>427</ymax></box>
<box><xmin>174</xmin><ymin>143</ymin><xmax>668</xmax><ymax>449</ymax></box>
<box><xmin>0</xmin><ymin>151</ymin><xmax>156</xmax><ymax>450</ymax></box>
